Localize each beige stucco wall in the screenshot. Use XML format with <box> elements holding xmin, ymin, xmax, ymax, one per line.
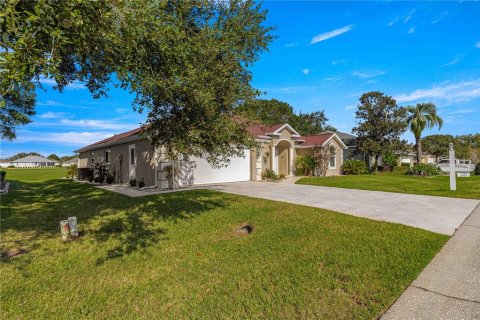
<box><xmin>78</xmin><ymin>138</ymin><xmax>157</xmax><ymax>186</ymax></box>
<box><xmin>295</xmin><ymin>139</ymin><xmax>344</xmax><ymax>176</ymax></box>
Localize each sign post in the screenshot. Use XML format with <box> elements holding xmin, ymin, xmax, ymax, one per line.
<box><xmin>449</xmin><ymin>142</ymin><xmax>456</xmax><ymax>191</ymax></box>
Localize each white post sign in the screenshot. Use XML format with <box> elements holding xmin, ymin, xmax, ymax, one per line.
<box><xmin>449</xmin><ymin>143</ymin><xmax>456</xmax><ymax>191</ymax></box>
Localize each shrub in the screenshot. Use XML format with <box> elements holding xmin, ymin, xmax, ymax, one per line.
<box><xmin>0</xmin><ymin>171</ymin><xmax>6</xmax><ymax>182</ymax></box>
<box><xmin>295</xmin><ymin>155</ymin><xmax>316</xmax><ymax>176</ymax></box>
<box><xmin>106</xmin><ymin>174</ymin><xmax>115</xmax><ymax>184</ymax></box>
<box><xmin>66</xmin><ymin>164</ymin><xmax>77</xmax><ymax>179</ymax></box>
<box><xmin>393</xmin><ymin>165</ymin><xmax>409</xmax><ymax>174</ymax></box>
<box><xmin>138</xmin><ymin>177</ymin><xmax>145</xmax><ymax>188</ymax></box>
<box><xmin>406</xmin><ymin>164</ymin><xmax>442</xmax><ymax>176</ymax></box>
<box><xmin>7</xmin><ymin>165</ymin><xmax>15</xmax><ymax>168</ymax></box>
<box><xmin>129</xmin><ymin>178</ymin><xmax>137</xmax><ymax>187</ymax></box>
<box><xmin>342</xmin><ymin>160</ymin><xmax>366</xmax><ymax>175</ymax></box>
<box><xmin>382</xmin><ymin>153</ymin><xmax>398</xmax><ymax>167</ymax></box>
<box><xmin>279</xmin><ymin>174</ymin><xmax>285</xmax><ymax>179</ymax></box>
<box><xmin>475</xmin><ymin>163</ymin><xmax>480</xmax><ymax>175</ymax></box>
<box><xmin>98</xmin><ymin>175</ymin><xmax>105</xmax><ymax>183</ymax></box>
<box><xmin>88</xmin><ymin>175</ymin><xmax>94</xmax><ymax>182</ymax></box>
<box><xmin>262</xmin><ymin>169</ymin><xmax>279</xmax><ymax>181</ymax></box>
<box><xmin>401</xmin><ymin>162</ymin><xmax>410</xmax><ymax>167</ymax></box>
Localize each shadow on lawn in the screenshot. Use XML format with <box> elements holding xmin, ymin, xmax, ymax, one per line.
<box><xmin>1</xmin><ymin>178</ymin><xmax>228</xmax><ymax>264</ymax></box>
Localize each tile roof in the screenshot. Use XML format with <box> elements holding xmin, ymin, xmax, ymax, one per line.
<box><xmin>298</xmin><ymin>133</ymin><xmax>334</xmax><ymax>147</ymax></box>
<box><xmin>247</xmin><ymin>124</ymin><xmax>286</xmax><ymax>137</ymax></box>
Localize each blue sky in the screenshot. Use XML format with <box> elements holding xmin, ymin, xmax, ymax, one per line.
<box><xmin>1</xmin><ymin>1</ymin><xmax>479</xmax><ymax>158</ymax></box>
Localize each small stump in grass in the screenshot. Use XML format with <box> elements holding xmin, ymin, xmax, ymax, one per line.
<box><xmin>236</xmin><ymin>223</ymin><xmax>253</xmax><ymax>235</ymax></box>
<box><xmin>1</xmin><ymin>249</ymin><xmax>27</xmax><ymax>259</ymax></box>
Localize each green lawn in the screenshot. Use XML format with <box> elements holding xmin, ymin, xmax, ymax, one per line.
<box><xmin>1</xmin><ymin>168</ymin><xmax>448</xmax><ymax>319</ymax></box>
<box><xmin>297</xmin><ymin>172</ymin><xmax>480</xmax><ymax>199</ymax></box>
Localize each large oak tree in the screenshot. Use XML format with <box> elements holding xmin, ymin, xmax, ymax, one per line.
<box><xmin>352</xmin><ymin>91</ymin><xmax>407</xmax><ymax>170</ymax></box>
<box><xmin>1</xmin><ymin>0</ymin><xmax>273</xmax><ymax>166</ymax></box>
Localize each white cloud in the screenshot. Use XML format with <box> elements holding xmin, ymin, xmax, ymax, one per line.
<box><xmin>262</xmin><ymin>86</ymin><xmax>318</xmax><ymax>94</ymax></box>
<box><xmin>324</xmin><ymin>76</ymin><xmax>342</xmax><ymax>82</ymax></box>
<box><xmin>345</xmin><ymin>105</ymin><xmax>356</xmax><ymax>110</ymax></box>
<box><xmin>395</xmin><ymin>80</ymin><xmax>480</xmax><ymax>104</ymax></box>
<box><xmin>352</xmin><ymin>70</ymin><xmax>387</xmax><ymax>79</ymax></box>
<box><xmin>388</xmin><ymin>17</ymin><xmax>398</xmax><ymax>27</ymax></box>
<box><xmin>36</xmin><ymin>100</ymin><xmax>92</xmax><ymax>109</ymax></box>
<box><xmin>476</xmin><ymin>41</ymin><xmax>480</xmax><ymax>48</ymax></box>
<box><xmin>285</xmin><ymin>42</ymin><xmax>297</xmax><ymax>48</ymax></box>
<box><xmin>311</xmin><ymin>25</ymin><xmax>354</xmax><ymax>44</ymax></box>
<box><xmin>59</xmin><ymin>119</ymin><xmax>136</xmax><ymax>131</ymax></box>
<box><xmin>442</xmin><ymin>57</ymin><xmax>461</xmax><ymax>67</ymax></box>
<box><xmin>403</xmin><ymin>9</ymin><xmax>416</xmax><ymax>23</ymax></box>
<box><xmin>38</xmin><ymin>77</ymin><xmax>86</xmax><ymax>90</ymax></box>
<box><xmin>16</xmin><ymin>131</ymin><xmax>115</xmax><ymax>145</ymax></box>
<box><xmin>115</xmin><ymin>108</ymin><xmax>129</xmax><ymax>114</ymax></box>
<box><xmin>331</xmin><ymin>59</ymin><xmax>347</xmax><ymax>65</ymax></box>
<box><xmin>407</xmin><ymin>27</ymin><xmax>415</xmax><ymax>34</ymax></box>
<box><xmin>448</xmin><ymin>108</ymin><xmax>475</xmax><ymax>115</ymax></box>
<box><xmin>302</xmin><ymin>69</ymin><xmax>310</xmax><ymax>75</ymax></box>
<box><xmin>38</xmin><ymin>112</ymin><xmax>70</xmax><ymax>119</ymax></box>
<box><xmin>431</xmin><ymin>12</ymin><xmax>448</xmax><ymax>24</ymax></box>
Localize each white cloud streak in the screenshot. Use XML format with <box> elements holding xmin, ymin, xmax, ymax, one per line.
<box><xmin>407</xmin><ymin>27</ymin><xmax>415</xmax><ymax>34</ymax></box>
<box><xmin>311</xmin><ymin>25</ymin><xmax>354</xmax><ymax>44</ymax></box>
<box><xmin>39</xmin><ymin>78</ymin><xmax>86</xmax><ymax>90</ymax></box>
<box><xmin>302</xmin><ymin>69</ymin><xmax>310</xmax><ymax>75</ymax></box>
<box><xmin>16</xmin><ymin>131</ymin><xmax>115</xmax><ymax>145</ymax></box>
<box><xmin>59</xmin><ymin>119</ymin><xmax>136</xmax><ymax>131</ymax></box>
<box><xmin>395</xmin><ymin>80</ymin><xmax>480</xmax><ymax>104</ymax></box>
<box><xmin>352</xmin><ymin>70</ymin><xmax>387</xmax><ymax>79</ymax></box>
<box><xmin>38</xmin><ymin>112</ymin><xmax>71</xmax><ymax>119</ymax></box>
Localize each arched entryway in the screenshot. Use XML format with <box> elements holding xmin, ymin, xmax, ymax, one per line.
<box><xmin>277</xmin><ymin>140</ymin><xmax>292</xmax><ymax>176</ymax></box>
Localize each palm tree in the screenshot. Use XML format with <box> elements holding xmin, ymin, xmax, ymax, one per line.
<box><xmin>405</xmin><ymin>103</ymin><xmax>443</xmax><ymax>164</ymax></box>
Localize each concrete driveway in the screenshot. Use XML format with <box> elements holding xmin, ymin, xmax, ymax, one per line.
<box><xmin>213</xmin><ymin>179</ymin><xmax>479</xmax><ymax>235</ymax></box>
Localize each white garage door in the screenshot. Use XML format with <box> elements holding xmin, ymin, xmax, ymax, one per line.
<box><xmin>187</xmin><ymin>151</ymin><xmax>251</xmax><ymax>185</ymax></box>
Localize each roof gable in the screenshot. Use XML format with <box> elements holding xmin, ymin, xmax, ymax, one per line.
<box><xmin>247</xmin><ymin>123</ymin><xmax>300</xmax><ymax>138</ymax></box>
<box><xmin>298</xmin><ymin>133</ymin><xmax>347</xmax><ymax>149</ymax></box>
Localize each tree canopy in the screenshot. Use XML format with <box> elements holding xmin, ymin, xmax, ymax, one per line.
<box><xmin>405</xmin><ymin>102</ymin><xmax>443</xmax><ymax>164</ymax></box>
<box><xmin>352</xmin><ymin>91</ymin><xmax>407</xmax><ymax>169</ymax></box>
<box><xmin>236</xmin><ymin>98</ymin><xmax>335</xmax><ymax>135</ymax></box>
<box><xmin>1</xmin><ymin>0</ymin><xmax>273</xmax><ymax>167</ymax></box>
<box><xmin>423</xmin><ymin>133</ymin><xmax>480</xmax><ymax>162</ymax></box>
<box><xmin>47</xmin><ymin>154</ymin><xmax>60</xmax><ymax>161</ymax></box>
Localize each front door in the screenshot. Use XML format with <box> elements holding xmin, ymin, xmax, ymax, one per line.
<box><xmin>278</xmin><ymin>145</ymin><xmax>289</xmax><ymax>176</ymax></box>
<box><xmin>128</xmin><ymin>144</ymin><xmax>136</xmax><ymax>180</ymax></box>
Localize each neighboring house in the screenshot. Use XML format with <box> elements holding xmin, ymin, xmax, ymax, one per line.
<box><xmin>10</xmin><ymin>155</ymin><xmax>57</xmax><ymax>168</ymax></box>
<box><xmin>61</xmin><ymin>158</ymin><xmax>78</xmax><ymax>167</ymax></box>
<box><xmin>319</xmin><ymin>130</ymin><xmax>363</xmax><ymax>162</ymax></box>
<box><xmin>397</xmin><ymin>151</ymin><xmax>436</xmax><ymax>166</ymax></box>
<box><xmin>437</xmin><ymin>159</ymin><xmax>475</xmax><ymax>174</ymax></box>
<box><xmin>0</xmin><ymin>160</ymin><xmax>10</xmax><ymax>168</ymax></box>
<box><xmin>75</xmin><ymin>123</ymin><xmax>347</xmax><ymax>188</ymax></box>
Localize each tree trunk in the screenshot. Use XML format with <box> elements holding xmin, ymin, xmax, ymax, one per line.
<box><xmin>416</xmin><ymin>138</ymin><xmax>422</xmax><ymax>165</ymax></box>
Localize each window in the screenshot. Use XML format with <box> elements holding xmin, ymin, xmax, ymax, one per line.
<box><xmin>90</xmin><ymin>153</ymin><xmax>94</xmax><ymax>164</ymax></box>
<box><xmin>130</xmin><ymin>147</ymin><xmax>135</xmax><ymax>165</ymax></box>
<box><xmin>105</xmin><ymin>150</ymin><xmax>111</xmax><ymax>164</ymax></box>
<box><xmin>329</xmin><ymin>146</ymin><xmax>336</xmax><ymax>169</ymax></box>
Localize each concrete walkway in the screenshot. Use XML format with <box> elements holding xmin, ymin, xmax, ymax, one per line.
<box><xmin>215</xmin><ymin>179</ymin><xmax>479</xmax><ymax>235</ymax></box>
<box><xmin>381</xmin><ymin>203</ymin><xmax>480</xmax><ymax>319</ymax></box>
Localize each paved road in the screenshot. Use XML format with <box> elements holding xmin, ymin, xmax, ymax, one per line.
<box><xmin>213</xmin><ymin>179</ymin><xmax>479</xmax><ymax>235</ymax></box>
<box><xmin>381</xmin><ymin>203</ymin><xmax>480</xmax><ymax>319</ymax></box>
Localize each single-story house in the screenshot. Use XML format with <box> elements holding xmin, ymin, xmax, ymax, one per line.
<box><xmin>0</xmin><ymin>160</ymin><xmax>10</xmax><ymax>168</ymax></box>
<box><xmin>10</xmin><ymin>155</ymin><xmax>58</xmax><ymax>168</ymax></box>
<box><xmin>75</xmin><ymin>123</ymin><xmax>347</xmax><ymax>188</ymax></box>
<box><xmin>61</xmin><ymin>158</ymin><xmax>78</xmax><ymax>167</ymax></box>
